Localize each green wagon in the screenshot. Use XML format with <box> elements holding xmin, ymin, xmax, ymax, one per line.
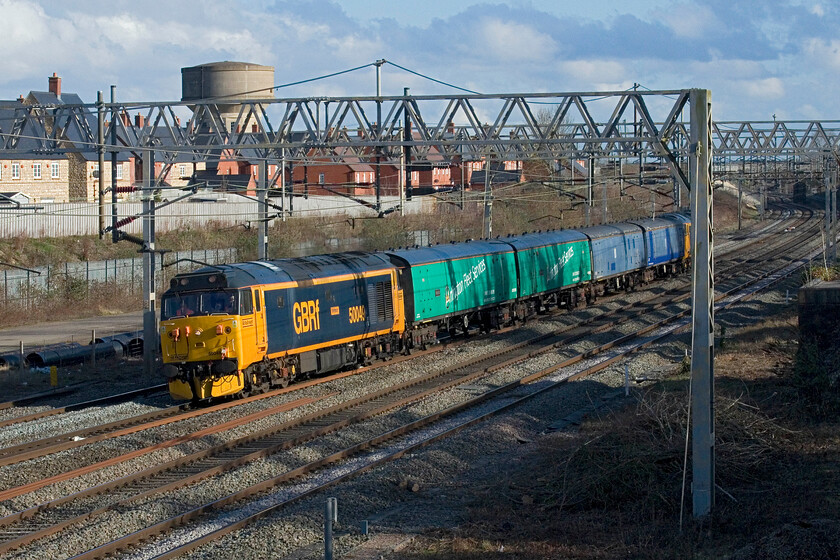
<box><xmin>386</xmin><ymin>240</ymin><xmax>518</xmax><ymax>325</ymax></box>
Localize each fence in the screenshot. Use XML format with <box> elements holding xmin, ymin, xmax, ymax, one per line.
<box><xmin>1</xmin><ymin>248</ymin><xmax>237</xmax><ymax>308</ymax></box>
<box><xmin>0</xmin><ymin>196</ymin><xmax>436</xmax><ymax>238</ymax></box>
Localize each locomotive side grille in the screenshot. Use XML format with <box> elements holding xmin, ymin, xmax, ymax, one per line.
<box><xmin>367</xmin><ymin>280</ymin><xmax>393</xmax><ymax>324</ymax></box>
<box><xmin>367</xmin><ymin>283</ymin><xmax>378</xmax><ymax>323</ymax></box>
<box><xmin>376</xmin><ymin>280</ymin><xmax>393</xmax><ymax>322</ymax></box>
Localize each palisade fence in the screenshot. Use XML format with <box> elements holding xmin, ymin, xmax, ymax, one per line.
<box><xmin>1</xmin><ymin>248</ymin><xmax>238</xmax><ymax>308</ymax></box>
<box><xmin>0</xmin><ymin>196</ymin><xmax>435</xmax><ymax>238</ymax></box>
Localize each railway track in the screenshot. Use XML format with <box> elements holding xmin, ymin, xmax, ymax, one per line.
<box><xmin>62</xmin><ymin>208</ymin><xmax>820</xmax><ymax>560</ymax></box>
<box><xmin>0</xmin><ymin>206</ymin><xmax>820</xmax><ymax>559</ymax></box>
<box><xmin>0</xmin><ymin>201</ymin><xmax>795</xmax><ymax>436</ymax></box>
<box><xmin>0</xmin><ymin>384</ymin><xmax>168</xmax><ymax>431</ymax></box>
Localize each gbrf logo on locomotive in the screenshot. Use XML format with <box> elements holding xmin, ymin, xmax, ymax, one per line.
<box><xmin>293</xmin><ymin>300</ymin><xmax>321</xmax><ymax>334</ymax></box>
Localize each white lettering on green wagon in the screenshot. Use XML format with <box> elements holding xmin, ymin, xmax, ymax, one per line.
<box><xmin>445</xmin><ymin>259</ymin><xmax>488</xmax><ymax>306</ymax></box>
<box><xmin>547</xmin><ymin>246</ymin><xmax>576</xmax><ymax>281</ymax></box>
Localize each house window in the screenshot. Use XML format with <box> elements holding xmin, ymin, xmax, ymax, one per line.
<box><xmin>51</xmin><ymin>162</ymin><xmax>59</xmax><ymax>178</ymax></box>
<box><xmin>116</xmin><ymin>164</ymin><xmax>123</xmax><ymax>180</ymax></box>
<box><xmin>33</xmin><ymin>163</ymin><xmax>41</xmax><ymax>179</ymax></box>
<box><xmin>319</xmin><ymin>173</ymin><xmax>325</xmax><ymax>185</ymax></box>
<box><xmin>11</xmin><ymin>163</ymin><xmax>20</xmax><ymax>180</ymax></box>
<box><xmin>179</xmin><ymin>164</ymin><xmax>187</xmax><ymax>178</ymax></box>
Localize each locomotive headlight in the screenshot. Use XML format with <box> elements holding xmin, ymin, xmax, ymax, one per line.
<box><xmin>225</xmin><ymin>326</ymin><xmax>232</xmax><ymax>334</ymax></box>
<box><xmin>216</xmin><ymin>325</ymin><xmax>224</xmax><ymax>335</ymax></box>
<box><xmin>195</xmin><ymin>328</ymin><xmax>203</xmax><ymax>336</ymax></box>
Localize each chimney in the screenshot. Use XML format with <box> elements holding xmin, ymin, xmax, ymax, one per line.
<box><xmin>135</xmin><ymin>114</ymin><xmax>145</xmax><ymax>128</ymax></box>
<box><xmin>48</xmin><ymin>73</ymin><xmax>61</xmax><ymax>97</ymax></box>
<box><xmin>447</xmin><ymin>121</ymin><xmax>454</xmax><ymax>134</ymax></box>
<box><xmin>121</xmin><ymin>111</ymin><xmax>130</xmax><ymax>127</ymax></box>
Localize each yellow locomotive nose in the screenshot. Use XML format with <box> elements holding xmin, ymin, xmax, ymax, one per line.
<box><xmin>161</xmin><ymin>316</ymin><xmax>244</xmax><ymax>400</ymax></box>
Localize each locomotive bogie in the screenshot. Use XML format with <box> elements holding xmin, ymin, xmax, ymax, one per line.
<box><xmin>167</xmin><ymin>365</ymin><xmax>245</xmax><ymax>400</ymax></box>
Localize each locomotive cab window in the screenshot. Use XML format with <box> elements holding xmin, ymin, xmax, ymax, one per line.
<box><xmin>241</xmin><ymin>291</ymin><xmax>254</xmax><ymax>315</ymax></box>
<box><xmin>161</xmin><ymin>289</ymin><xmax>241</xmax><ymax>319</ymax></box>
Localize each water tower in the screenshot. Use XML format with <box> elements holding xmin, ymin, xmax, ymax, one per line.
<box><xmin>181</xmin><ymin>61</ymin><xmax>275</xmax><ymax>133</ymax></box>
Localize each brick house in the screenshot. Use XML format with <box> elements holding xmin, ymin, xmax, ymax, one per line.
<box><xmin>0</xmin><ymin>74</ymin><xmax>135</xmax><ymax>202</ymax></box>
<box><xmin>0</xmin><ymin>97</ymin><xmax>70</xmax><ymax>202</ymax></box>
<box><xmin>291</xmin><ymin>147</ymin><xmax>378</xmax><ymax>196</ymax></box>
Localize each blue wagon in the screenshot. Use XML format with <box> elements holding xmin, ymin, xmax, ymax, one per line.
<box><xmin>629</xmin><ymin>217</ymin><xmax>687</xmax><ymax>266</ymax></box>
<box><xmin>580</xmin><ymin>223</ymin><xmax>645</xmax><ymax>281</ymax></box>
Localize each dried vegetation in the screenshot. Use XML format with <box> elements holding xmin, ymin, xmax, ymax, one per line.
<box><xmin>394</xmin><ymin>303</ymin><xmax>840</xmax><ymax>559</ymax></box>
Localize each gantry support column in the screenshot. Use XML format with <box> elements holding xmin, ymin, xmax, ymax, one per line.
<box><xmin>258</xmin><ymin>158</ymin><xmax>268</xmax><ymax>260</ymax></box>
<box><xmin>142</xmin><ymin>151</ymin><xmax>157</xmax><ymax>378</ymax></box>
<box><xmin>689</xmin><ymin>88</ymin><xmax>715</xmax><ymax>518</ymax></box>
<box><xmin>97</xmin><ymin>91</ymin><xmax>105</xmax><ymax>239</ymax></box>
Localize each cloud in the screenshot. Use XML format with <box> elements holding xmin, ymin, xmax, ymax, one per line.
<box><xmin>474</xmin><ymin>18</ymin><xmax>557</xmax><ymax>63</ymax></box>
<box><xmin>0</xmin><ymin>0</ymin><xmax>836</xmax><ymax>122</ymax></box>
<box><xmin>804</xmin><ymin>37</ymin><xmax>840</xmax><ymax>69</ymax></box>
<box><xmin>659</xmin><ymin>4</ymin><xmax>722</xmax><ymax>39</ymax></box>
<box><xmin>0</xmin><ymin>1</ymin><xmax>69</xmax><ymax>75</ymax></box>
<box><xmin>737</xmin><ymin>77</ymin><xmax>785</xmax><ymax>99</ymax></box>
<box><xmin>558</xmin><ymin>59</ymin><xmax>626</xmax><ymax>86</ymax></box>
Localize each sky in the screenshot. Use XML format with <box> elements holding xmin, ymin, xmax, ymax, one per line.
<box><xmin>0</xmin><ymin>0</ymin><xmax>836</xmax><ymax>122</ymax></box>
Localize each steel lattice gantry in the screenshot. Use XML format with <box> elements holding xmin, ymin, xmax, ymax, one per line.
<box><xmin>0</xmin><ymin>88</ymin><xmax>716</xmax><ymax>516</ymax></box>
<box><xmin>2</xmin><ymin>91</ymin><xmax>839</xmax><ymax>167</ymax></box>
<box><xmin>3</xmin><ymin>90</ymin><xmax>702</xmax><ymax>179</ymax></box>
